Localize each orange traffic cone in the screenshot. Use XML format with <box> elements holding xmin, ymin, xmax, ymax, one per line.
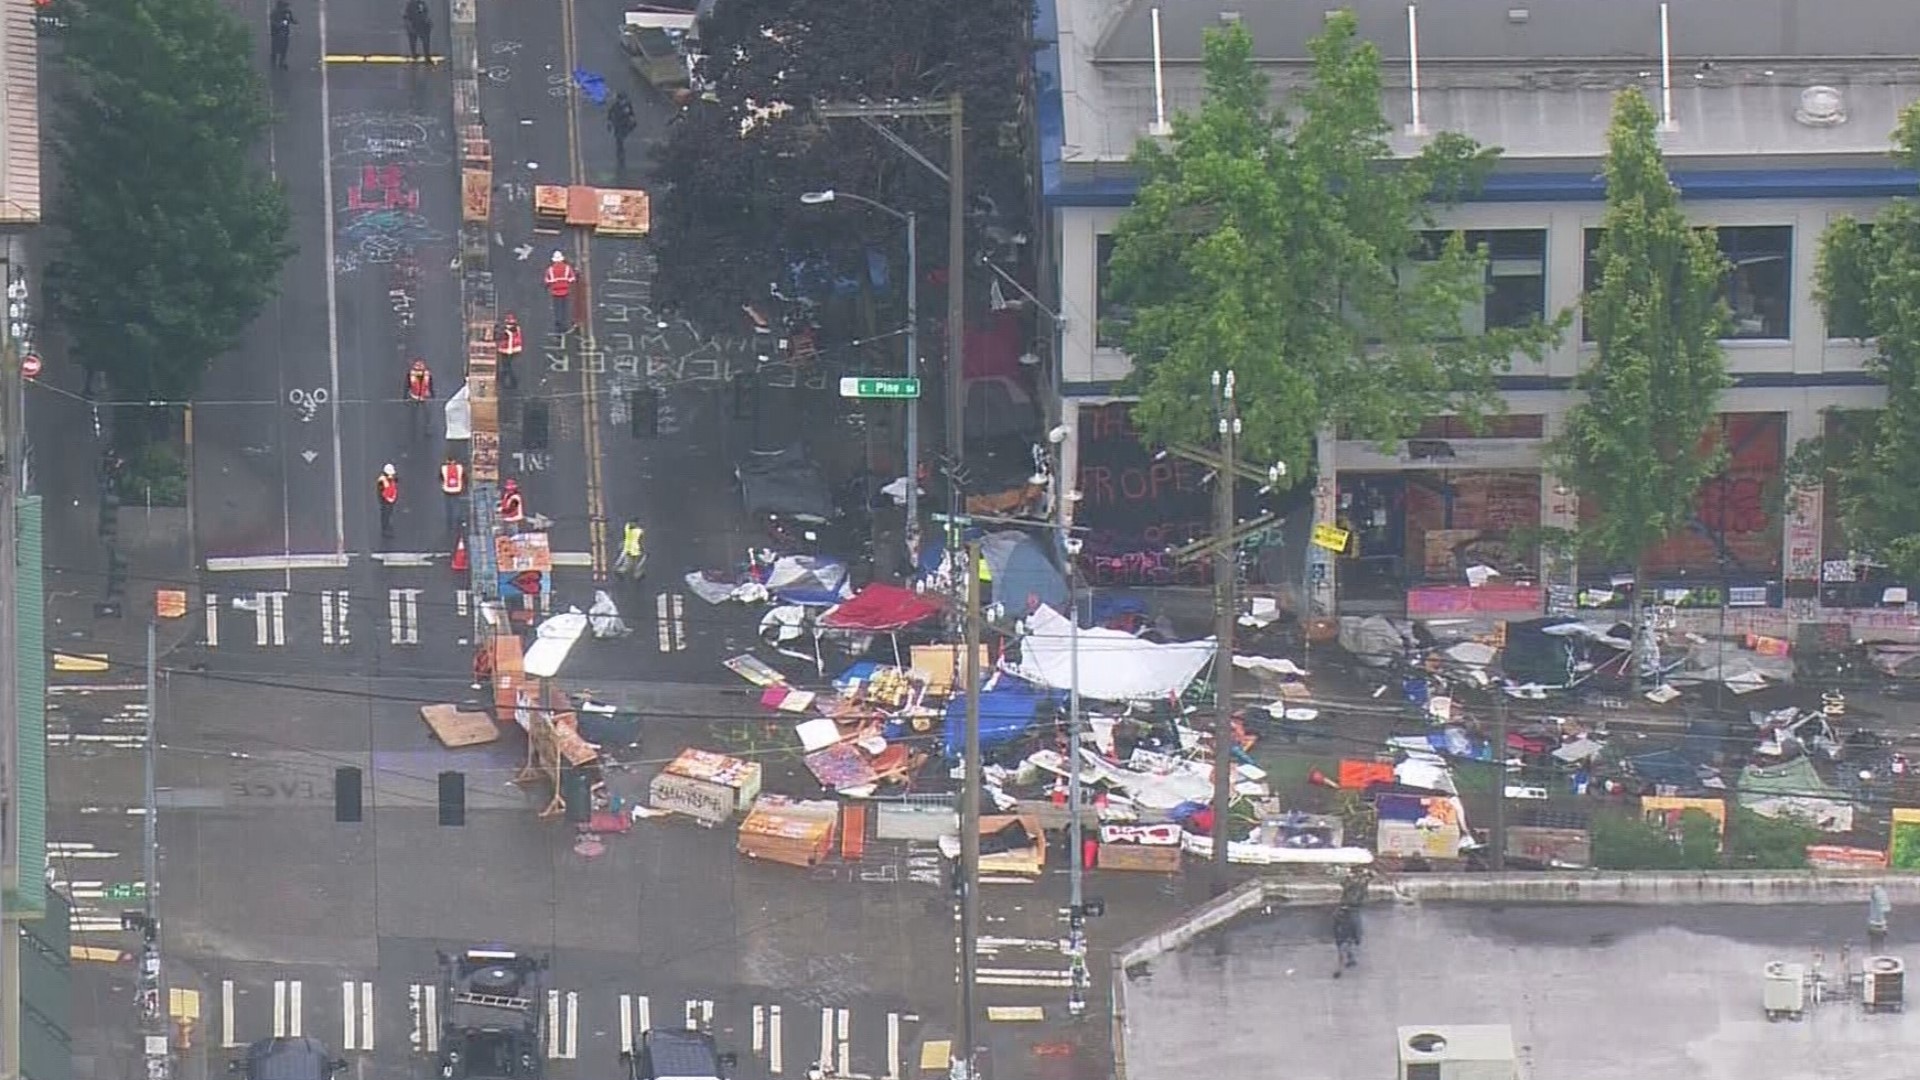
<box><xmin>451</xmin><ymin>533</ymin><xmax>469</xmax><ymax>573</ymax></box>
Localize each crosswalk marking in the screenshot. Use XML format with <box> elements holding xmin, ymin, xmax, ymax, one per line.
<box><xmin>655</xmin><ymin>592</ymin><xmax>687</xmax><ymax>652</ymax></box>
<box><xmin>252</xmin><ymin>591</ymin><xmax>287</xmax><ymax>646</ymax></box>
<box><xmin>322</xmin><ymin>590</ymin><xmax>352</xmax><ymax>646</ymax></box>
<box><xmin>684</xmin><ymin>998</ymin><xmax>713</xmax><ymax>1030</ymax></box>
<box><xmin>409</xmin><ymin>982</ymin><xmax>439</xmax><ymax>1053</ymax></box>
<box><xmin>389</xmin><ymin>588</ymin><xmax>421</xmax><ymax>645</ymax></box>
<box><xmin>545</xmin><ymin>989</ymin><xmax>578</xmax><ymax>1059</ymax></box>
<box><xmin>221</xmin><ymin>980</ymin><xmax>238</xmax><ymax>1048</ymax></box>
<box><xmin>341</xmin><ymin>981</ymin><xmax>373</xmax><ymax>1051</ymax></box>
<box><xmin>769</xmin><ymin>1004</ymin><xmax>783</xmax><ymax>1075</ymax></box>
<box><xmin>886</xmin><ymin>1012</ymin><xmax>900</xmax><ymax>1080</ymax></box>
<box><xmin>273</xmin><ymin>979</ymin><xmax>302</xmax><ymax>1038</ymax></box>
<box><xmin>456</xmin><ymin>588</ymin><xmax>470</xmax><ymax>617</ymax></box>
<box><xmin>837</xmin><ymin>1006</ymin><xmax>851</xmax><ymax>1077</ymax></box>
<box><xmin>819</xmin><ymin>1007</ymin><xmax>851</xmax><ymax>1077</ymax></box>
<box><xmin>619</xmin><ymin>994</ymin><xmax>642</xmax><ymax>1055</ymax></box>
<box><xmin>206</xmin><ymin>592</ymin><xmax>220</xmax><ymax>648</ymax></box>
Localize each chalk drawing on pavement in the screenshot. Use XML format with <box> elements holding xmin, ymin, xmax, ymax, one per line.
<box><xmin>490</xmin><ymin>40</ymin><xmax>523</xmax><ymax>56</ymax></box>
<box><xmin>331</xmin><ymin>111</ymin><xmax>453</xmax><ymax>167</ymax></box>
<box><xmin>482</xmin><ymin>64</ymin><xmax>512</xmax><ymax>83</ymax></box>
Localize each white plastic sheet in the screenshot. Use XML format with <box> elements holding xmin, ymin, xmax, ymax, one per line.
<box><xmin>523</xmin><ymin>609</ymin><xmax>588</xmax><ymax>677</ymax></box>
<box><xmin>1015</xmin><ymin>605</ymin><xmax>1214</xmax><ymax>701</ymax></box>
<box><xmin>444</xmin><ymin>382</ymin><xmax>472</xmax><ymax>440</ymax></box>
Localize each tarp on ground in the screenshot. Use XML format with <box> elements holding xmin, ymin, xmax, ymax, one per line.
<box><xmin>1738</xmin><ymin>756</ymin><xmax>1857</xmax><ymax>832</ymax></box>
<box><xmin>1015</xmin><ymin>604</ymin><xmax>1214</xmax><ymax>701</ymax></box>
<box><xmin>737</xmin><ymin>444</ymin><xmax>834</xmax><ymax>519</ymax></box>
<box><xmin>523</xmin><ymin>610</ymin><xmax>588</xmax><ymax>678</ymax></box>
<box><xmin>819</xmin><ymin>583</ymin><xmax>942</xmax><ymax>632</ymax></box>
<box><xmin>979</xmin><ymin>530</ymin><xmax>1069</xmax><ymax>614</ymax></box>
<box><xmin>942</xmin><ymin>676</ymin><xmax>1060</xmax><ymax>757</ymax></box>
<box><xmin>764</xmin><ymin>555</ymin><xmax>849</xmax><ymax>605</ymax></box>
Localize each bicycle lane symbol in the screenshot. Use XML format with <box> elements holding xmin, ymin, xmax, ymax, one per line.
<box><xmin>290</xmin><ymin>387</ymin><xmax>330</xmax><ymax>422</ymax></box>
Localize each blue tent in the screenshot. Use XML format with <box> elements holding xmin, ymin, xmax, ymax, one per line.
<box><xmin>942</xmin><ymin>677</ymin><xmax>1061</xmax><ymax>758</ymax></box>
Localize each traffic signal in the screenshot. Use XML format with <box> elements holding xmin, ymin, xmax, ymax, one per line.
<box><xmin>334</xmin><ymin>767</ymin><xmax>363</xmax><ymax>823</ymax></box>
<box><xmin>438</xmin><ymin>770</ymin><xmax>466</xmax><ymax>826</ymax></box>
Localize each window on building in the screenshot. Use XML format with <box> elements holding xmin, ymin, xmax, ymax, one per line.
<box><xmin>1718</xmin><ymin>226</ymin><xmax>1792</xmax><ymax>339</ymax></box>
<box><xmin>1402</xmin><ymin>229</ymin><xmax>1548</xmax><ymax>336</ymax></box>
<box><xmin>1581</xmin><ymin>228</ymin><xmax>1604</xmax><ymax>342</ymax></box>
<box><xmin>1583</xmin><ymin>226</ymin><xmax>1794</xmax><ymax>341</ymax></box>
<box><xmin>1095</xmin><ymin>234</ymin><xmax>1132</xmax><ymax>349</ymax></box>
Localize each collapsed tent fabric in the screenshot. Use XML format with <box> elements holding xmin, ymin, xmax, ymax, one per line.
<box><xmin>942</xmin><ymin>677</ymin><xmax>1060</xmax><ymax>756</ymax></box>
<box><xmin>1016</xmin><ymin>604</ymin><xmax>1214</xmax><ymax>701</ymax></box>
<box><xmin>979</xmin><ymin>531</ymin><xmax>1069</xmax><ymax>614</ymax></box>
<box><xmin>737</xmin><ymin>444</ymin><xmax>834</xmax><ymax>519</ymax></box>
<box><xmin>819</xmin><ymin>584</ymin><xmax>942</xmax><ymax>631</ymax></box>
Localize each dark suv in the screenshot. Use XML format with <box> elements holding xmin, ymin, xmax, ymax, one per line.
<box><xmin>623</xmin><ymin>1028</ymin><xmax>736</xmax><ymax>1080</ymax></box>
<box><xmin>230</xmin><ymin>1037</ymin><xmax>346</xmax><ymax>1080</ymax></box>
<box><xmin>438</xmin><ymin>948</ymin><xmax>549</xmax><ymax>1080</ymax></box>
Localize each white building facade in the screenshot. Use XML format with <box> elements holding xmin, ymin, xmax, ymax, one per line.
<box><xmin>1034</xmin><ymin>0</ymin><xmax>1920</xmax><ymax>633</ymax></box>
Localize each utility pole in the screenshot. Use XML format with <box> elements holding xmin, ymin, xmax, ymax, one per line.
<box><xmin>904</xmin><ymin>211</ymin><xmax>920</xmax><ymax>549</ymax></box>
<box><xmin>1058</xmin><ymin>440</ymin><xmax>1089</xmax><ymax>1017</ymax></box>
<box><xmin>1490</xmin><ymin>688</ymin><xmax>1507</xmax><ymax>872</ymax></box>
<box><xmin>952</xmin><ymin>540</ymin><xmax>983</xmax><ymax>1080</ymax></box>
<box><xmin>943</xmin><ymin>93</ymin><xmax>966</xmax><ymax>467</ymax></box>
<box><xmin>814</xmin><ymin>97</ymin><xmax>966</xmax><ymax>466</ymax></box>
<box><xmin>1208</xmin><ymin>372</ymin><xmax>1239</xmax><ymax>884</ymax></box>
<box><xmin>137</xmin><ymin>619</ymin><xmax>171</xmax><ymax>1080</ymax></box>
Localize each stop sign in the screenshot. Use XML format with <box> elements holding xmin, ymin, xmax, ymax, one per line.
<box><xmin>20</xmin><ymin>352</ymin><xmax>41</xmax><ymax>378</ymax></box>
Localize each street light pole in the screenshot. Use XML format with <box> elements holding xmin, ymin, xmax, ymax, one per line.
<box><xmin>904</xmin><ymin>211</ymin><xmax>920</xmax><ymax>551</ymax></box>
<box><xmin>955</xmin><ymin>540</ymin><xmax>984</xmax><ymax>1080</ymax></box>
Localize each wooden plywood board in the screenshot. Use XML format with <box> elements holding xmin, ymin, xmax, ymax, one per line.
<box><xmin>593</xmin><ymin>189</ymin><xmax>650</xmax><ymax>235</ymax></box>
<box><xmin>533</xmin><ymin>184</ymin><xmax>569</xmax><ymax>223</ymax></box>
<box><xmin>1096</xmin><ymin>843</ymin><xmax>1184</xmax><ymax>873</ymax></box>
<box><xmin>565</xmin><ymin>185</ymin><xmax>601</xmax><ymax>226</ymax></box>
<box><xmin>462</xmin><ymin>168</ymin><xmax>492</xmax><ymax>223</ymax></box>
<box><xmin>471</xmin><ymin>431</ymin><xmax>500</xmax><ymax>480</ymax></box>
<box><xmin>421</xmin><ymin>704</ymin><xmax>500</xmax><ymax>748</ymax></box>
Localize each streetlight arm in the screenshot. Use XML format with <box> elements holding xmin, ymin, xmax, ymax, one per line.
<box><xmin>826</xmin><ymin>190</ymin><xmax>911</xmax><ymax>224</ymax></box>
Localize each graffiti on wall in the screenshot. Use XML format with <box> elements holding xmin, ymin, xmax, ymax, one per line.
<box><xmin>1582</xmin><ymin>412</ymin><xmax>1785</xmax><ymax>576</ymax></box>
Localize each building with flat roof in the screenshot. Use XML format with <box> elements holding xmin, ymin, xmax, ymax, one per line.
<box><xmin>1</xmin><ymin>1</ymin><xmax>52</xmax><ymax>1079</ymax></box>
<box><xmin>1033</xmin><ymin>0</ymin><xmax>1920</xmax><ymax>629</ymax></box>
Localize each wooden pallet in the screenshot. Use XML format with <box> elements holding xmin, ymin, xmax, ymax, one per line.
<box><xmin>461</xmin><ymin>127</ymin><xmax>492</xmax><ymax>167</ymax></box>
<box><xmin>462</xmin><ymin>168</ymin><xmax>492</xmax><ymax>223</ymax></box>
<box><xmin>421</xmin><ymin>704</ymin><xmax>499</xmax><ymax>748</ymax></box>
<box><xmin>533</xmin><ymin>184</ymin><xmax>569</xmax><ymax>229</ymax></box>
<box><xmin>593</xmin><ymin>188</ymin><xmax>651</xmax><ymax>236</ymax></box>
<box><xmin>467</xmin><ymin>340</ymin><xmax>497</xmax><ymax>376</ymax></box>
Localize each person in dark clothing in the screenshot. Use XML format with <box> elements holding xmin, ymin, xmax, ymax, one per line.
<box><xmin>402</xmin><ymin>0</ymin><xmax>432</xmax><ymax>62</ymax></box>
<box><xmin>607</xmin><ymin>92</ymin><xmax>637</xmax><ymax>170</ymax></box>
<box><xmin>1332</xmin><ymin>904</ymin><xmax>1362</xmax><ymax>976</ymax></box>
<box><xmin>269</xmin><ymin>0</ymin><xmax>296</xmax><ymax>70</ymax></box>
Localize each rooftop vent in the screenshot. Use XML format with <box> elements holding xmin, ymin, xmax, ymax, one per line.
<box><xmin>1219</xmin><ymin>11</ymin><xmax>1241</xmax><ymax>24</ymax></box>
<box><xmin>1506</xmin><ymin>8</ymin><xmax>1530</xmax><ymax>22</ymax></box>
<box><xmin>1795</xmin><ymin>86</ymin><xmax>1846</xmax><ymax>128</ymax></box>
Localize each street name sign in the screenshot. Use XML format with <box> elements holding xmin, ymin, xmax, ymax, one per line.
<box><xmin>838</xmin><ymin>376</ymin><xmax>920</xmax><ymax>399</ymax></box>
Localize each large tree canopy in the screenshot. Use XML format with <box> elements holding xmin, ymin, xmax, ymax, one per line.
<box><xmin>1807</xmin><ymin>103</ymin><xmax>1920</xmax><ymax>581</ymax></box>
<box><xmin>48</xmin><ymin>0</ymin><xmax>292</xmax><ymax>405</ymax></box>
<box><xmin>650</xmin><ymin>0</ymin><xmax>1034</xmax><ymax>332</ymax></box>
<box><xmin>1103</xmin><ymin>16</ymin><xmax>1562</xmax><ymax>474</ymax></box>
<box><xmin>1549</xmin><ymin>89</ymin><xmax>1731</xmax><ymax>573</ymax></box>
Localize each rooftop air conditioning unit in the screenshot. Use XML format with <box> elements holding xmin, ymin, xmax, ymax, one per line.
<box><xmin>1863</xmin><ymin>956</ymin><xmax>1905</xmax><ymax>1013</ymax></box>
<box><xmin>1396</xmin><ymin>1026</ymin><xmax>1518</xmax><ymax>1080</ymax></box>
<box><xmin>1764</xmin><ymin>960</ymin><xmax>1806</xmax><ymax>1020</ymax></box>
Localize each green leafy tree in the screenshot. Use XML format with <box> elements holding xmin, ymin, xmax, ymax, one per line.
<box><xmin>1726</xmin><ymin>807</ymin><xmax>1817</xmax><ymax>870</ymax></box>
<box><xmin>1804</xmin><ymin>103</ymin><xmax>1920</xmax><ymax>581</ymax></box>
<box><xmin>1548</xmin><ymin>90</ymin><xmax>1730</xmax><ymax>676</ymax></box>
<box><xmin>48</xmin><ymin>0</ymin><xmax>293</xmax><ymax>410</ymax></box>
<box><xmin>1103</xmin><ymin>16</ymin><xmax>1562</xmax><ymax>474</ymax></box>
<box><xmin>1591</xmin><ymin>807</ymin><xmax>1720</xmax><ymax>870</ymax></box>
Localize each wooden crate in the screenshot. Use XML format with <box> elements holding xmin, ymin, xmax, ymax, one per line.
<box><xmin>1096</xmin><ymin>843</ymin><xmax>1184</xmax><ymax>873</ymax></box>
<box><xmin>461</xmin><ymin>132</ymin><xmax>492</xmax><ymax>167</ymax></box>
<box><xmin>533</xmin><ymin>185</ymin><xmax>568</xmax><ymax>228</ymax></box>
<box><xmin>565</xmin><ymin>185</ymin><xmax>601</xmax><ymax>227</ymax></box>
<box><xmin>593</xmin><ymin>189</ymin><xmax>651</xmax><ymax>236</ymax></box>
<box><xmin>461</xmin><ymin>168</ymin><xmax>492</xmax><ymax>223</ymax></box>
<box><xmin>467</xmin><ymin>341</ymin><xmax>497</xmax><ymax>375</ymax></box>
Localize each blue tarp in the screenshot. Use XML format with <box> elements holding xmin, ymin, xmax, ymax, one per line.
<box><xmin>980</xmin><ymin>531</ymin><xmax>1069</xmax><ymax>615</ymax></box>
<box><xmin>943</xmin><ymin>677</ymin><xmax>1061</xmax><ymax>758</ymax></box>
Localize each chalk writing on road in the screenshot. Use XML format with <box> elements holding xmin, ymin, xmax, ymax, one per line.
<box><xmin>331</xmin><ymin>111</ymin><xmax>453</xmax><ymax>167</ymax></box>
<box><xmin>593</xmin><ymin>242</ymin><xmax>827</xmax><ymax>392</ymax></box>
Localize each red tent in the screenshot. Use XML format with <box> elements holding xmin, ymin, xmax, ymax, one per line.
<box><xmin>819</xmin><ymin>584</ymin><xmax>942</xmax><ymax>631</ymax></box>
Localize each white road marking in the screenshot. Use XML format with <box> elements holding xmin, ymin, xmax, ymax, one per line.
<box><xmin>389</xmin><ymin>588</ymin><xmax>421</xmax><ymax>644</ymax></box>
<box><xmin>672</xmin><ymin>593</ymin><xmax>686</xmax><ymax>651</ymax></box>
<box><xmin>206</xmin><ymin>553</ymin><xmax>350</xmax><ymax>572</ymax></box>
<box><xmin>836</xmin><ymin>1007</ymin><xmax>850</xmax><ymax>1077</ymax></box>
<box><xmin>818</xmin><ymin>1008</ymin><xmax>832</xmax><ymax>1073</ymax></box>
<box><xmin>545</xmin><ymin>989</ymin><xmax>578</xmax><ymax>1059</ymax></box>
<box><xmin>636</xmin><ymin>992</ymin><xmax>651</xmax><ymax>1039</ymax></box>
<box><xmin>342</xmin><ymin>980</ymin><xmax>372</xmax><ymax>1051</ymax></box>
<box><xmin>886</xmin><ymin>1012</ymin><xmax>900</xmax><ymax>1080</ymax></box>
<box><xmin>371</xmin><ymin>552</ymin><xmax>438</xmax><ymax>567</ymax></box>
<box><xmin>205</xmin><ymin>592</ymin><xmax>219</xmax><ymax>647</ymax></box>
<box><xmin>550</xmin><ymin>551</ymin><xmax>593</xmax><ymax>567</ymax></box>
<box><xmin>335</xmin><ymin>590</ymin><xmax>352</xmax><ymax>646</ymax></box>
<box><xmin>342</xmin><ymin>981</ymin><xmax>356</xmax><ymax>1051</ymax></box>
<box><xmin>321</xmin><ymin>591</ymin><xmax>335</xmax><ymax>646</ymax></box>
<box><xmin>769</xmin><ymin>1005</ymin><xmax>783</xmax><ymax>1075</ymax></box>
<box><xmin>684</xmin><ymin>999</ymin><xmax>712</xmax><ymax>1030</ymax></box>
<box><xmin>974</xmin><ymin>967</ymin><xmax>1076</xmax><ymax>987</ymax></box>
<box><xmin>221</xmin><ymin>980</ymin><xmax>237</xmax><ymax>1048</ymax></box>
<box><xmin>564</xmin><ymin>990</ymin><xmax>579</xmax><ymax>1060</ymax></box>
<box><xmin>410</xmin><ymin>983</ymin><xmax>439</xmax><ymax>1053</ymax></box>
<box><xmin>273</xmin><ymin>979</ymin><xmax>302</xmax><ymax>1037</ymax></box>
<box><xmin>619</xmin><ymin>994</ymin><xmax>638</xmax><ymax>1054</ymax></box>
<box><xmin>254</xmin><ymin>592</ymin><xmax>270</xmax><ymax>646</ymax></box>
<box><xmin>271</xmin><ymin>591</ymin><xmax>286</xmax><ymax>645</ymax></box>
<box><xmin>456</xmin><ymin>588</ymin><xmax>469</xmax><ymax>617</ymax></box>
<box><xmin>752</xmin><ymin>1005</ymin><xmax>765</xmax><ymax>1054</ymax></box>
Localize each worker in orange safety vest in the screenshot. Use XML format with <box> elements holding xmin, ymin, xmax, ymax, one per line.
<box><xmin>406</xmin><ymin>358</ymin><xmax>434</xmax><ymax>436</ymax></box>
<box><xmin>440</xmin><ymin>455</ymin><xmax>466</xmax><ymax>534</ymax></box>
<box><xmin>376</xmin><ymin>464</ymin><xmax>399</xmax><ymax>538</ymax></box>
<box><xmin>499</xmin><ymin>477</ymin><xmax>526</xmax><ymax>529</ymax></box>
<box><xmin>495</xmin><ymin>313</ymin><xmax>524</xmax><ymax>391</ymax></box>
<box><xmin>543</xmin><ymin>251</ymin><xmax>577</xmax><ymax>335</ymax></box>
